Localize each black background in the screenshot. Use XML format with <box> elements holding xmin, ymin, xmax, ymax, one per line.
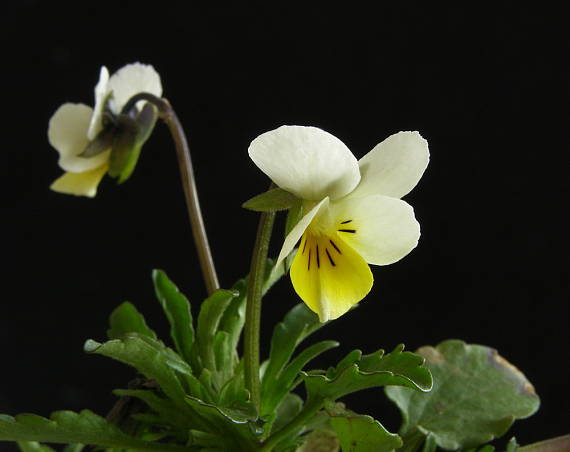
<box><xmin>1</xmin><ymin>2</ymin><xmax>567</xmax><ymax>450</ymax></box>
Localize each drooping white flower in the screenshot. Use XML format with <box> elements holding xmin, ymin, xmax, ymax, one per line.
<box><xmin>248</xmin><ymin>126</ymin><xmax>429</xmax><ymax>322</ymax></box>
<box><xmin>48</xmin><ymin>63</ymin><xmax>162</xmax><ymax>197</ymax></box>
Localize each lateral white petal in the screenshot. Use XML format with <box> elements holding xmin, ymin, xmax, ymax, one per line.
<box><xmin>349</xmin><ymin>131</ymin><xmax>429</xmax><ymax>200</ymax></box>
<box><xmin>275</xmin><ymin>198</ymin><xmax>329</xmax><ymax>268</ymax></box>
<box><xmin>87</xmin><ymin>66</ymin><xmax>110</xmax><ymax>140</ymax></box>
<box><xmin>48</xmin><ymin>103</ymin><xmax>110</xmax><ymax>173</ymax></box>
<box><xmin>331</xmin><ymin>194</ymin><xmax>420</xmax><ymax>265</ymax></box>
<box><xmin>109</xmin><ymin>63</ymin><xmax>163</xmax><ymax>112</ymax></box>
<box><xmin>248</xmin><ymin>126</ymin><xmax>360</xmax><ymax>201</ymax></box>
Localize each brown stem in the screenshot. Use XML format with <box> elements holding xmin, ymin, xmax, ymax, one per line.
<box><xmin>123</xmin><ymin>93</ymin><xmax>219</xmax><ymax>294</ymax></box>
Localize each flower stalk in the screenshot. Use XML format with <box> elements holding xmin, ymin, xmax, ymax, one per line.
<box><xmin>123</xmin><ymin>93</ymin><xmax>219</xmax><ymax>295</ymax></box>
<box><xmin>244</xmin><ymin>202</ymin><xmax>276</xmax><ymax>412</ymax></box>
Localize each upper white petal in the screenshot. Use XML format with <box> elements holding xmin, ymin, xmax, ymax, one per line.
<box><xmin>48</xmin><ymin>103</ymin><xmax>110</xmax><ymax>173</ymax></box>
<box><xmin>330</xmin><ymin>194</ymin><xmax>420</xmax><ymax>265</ymax></box>
<box><xmin>248</xmin><ymin>126</ymin><xmax>361</xmax><ymax>201</ymax></box>
<box><xmin>348</xmin><ymin>131</ymin><xmax>429</xmax><ymax>200</ymax></box>
<box><xmin>108</xmin><ymin>63</ymin><xmax>163</xmax><ymax>112</ymax></box>
<box><xmin>87</xmin><ymin>66</ymin><xmax>110</xmax><ymax>140</ymax></box>
<box><xmin>275</xmin><ymin>198</ymin><xmax>329</xmax><ymax>268</ymax></box>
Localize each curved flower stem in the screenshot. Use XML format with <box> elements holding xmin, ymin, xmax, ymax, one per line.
<box><xmin>244</xmin><ymin>200</ymin><xmax>276</xmax><ymax>412</ymax></box>
<box><xmin>260</xmin><ymin>398</ymin><xmax>324</xmax><ymax>452</ymax></box>
<box><xmin>123</xmin><ymin>93</ymin><xmax>219</xmax><ymax>294</ymax></box>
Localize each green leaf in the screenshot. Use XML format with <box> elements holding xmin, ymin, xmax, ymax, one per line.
<box><xmin>505</xmin><ymin>437</ymin><xmax>519</xmax><ymax>452</ymax></box>
<box><xmin>213</xmin><ymin>330</ymin><xmax>234</xmax><ymax>386</ymax></box>
<box><xmin>196</xmin><ymin>289</ymin><xmax>239</xmax><ymax>380</ymax></box>
<box><xmin>84</xmin><ymin>334</ymin><xmax>202</xmax><ymax>409</ymax></box>
<box><xmin>271</xmin><ymin>393</ymin><xmax>303</xmax><ymax>435</ymax></box>
<box><xmin>153</xmin><ymin>269</ymin><xmax>196</xmax><ymax>367</ymax></box>
<box><xmin>385</xmin><ymin>340</ymin><xmax>540</xmax><ymax>450</ymax></box>
<box><xmin>186</xmin><ymin>396</ymin><xmax>257</xmax><ymax>425</ymax></box>
<box><xmin>217</xmin><ymin>279</ymin><xmax>248</xmax><ymax>373</ymax></box>
<box><xmin>62</xmin><ymin>445</ymin><xmax>84</xmax><ymax>452</ymax></box>
<box><xmin>113</xmin><ymin>388</ymin><xmax>191</xmax><ymax>432</ymax></box>
<box><xmin>0</xmin><ymin>410</ymin><xmax>187</xmax><ymax>450</ymax></box>
<box><xmin>329</xmin><ymin>412</ymin><xmax>402</xmax><ymax>452</ymax></box>
<box><xmin>263</xmin><ymin>340</ymin><xmax>339</xmax><ymax>417</ymax></box>
<box><xmin>243</xmin><ymin>188</ymin><xmax>299</xmax><ymax>212</ymax></box>
<box><xmin>262</xmin><ymin>304</ymin><xmax>324</xmax><ymax>395</ymax></box>
<box><xmin>107</xmin><ymin>301</ymin><xmax>157</xmax><ymax>340</ymax></box>
<box><xmin>185</xmin><ymin>397</ymin><xmax>258</xmax><ymax>450</ymax></box>
<box><xmin>17</xmin><ymin>442</ymin><xmax>56</xmax><ymax>452</ymax></box>
<box><xmin>303</xmin><ymin>344</ymin><xmax>432</xmax><ymax>403</ymax></box>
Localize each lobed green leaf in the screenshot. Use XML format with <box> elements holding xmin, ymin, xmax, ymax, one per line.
<box><xmin>329</xmin><ymin>412</ymin><xmax>402</xmax><ymax>452</ymax></box>
<box><xmin>303</xmin><ymin>344</ymin><xmax>432</xmax><ymax>403</ymax></box>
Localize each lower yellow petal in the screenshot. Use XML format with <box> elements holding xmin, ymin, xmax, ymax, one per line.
<box><xmin>290</xmin><ymin>231</ymin><xmax>373</xmax><ymax>322</ymax></box>
<box><xmin>50</xmin><ymin>163</ymin><xmax>108</xmax><ymax>198</ymax></box>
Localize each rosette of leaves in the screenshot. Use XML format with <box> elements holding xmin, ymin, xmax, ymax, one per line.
<box><xmin>0</xmin><ymin>260</ymin><xmax>434</xmax><ymax>451</ymax></box>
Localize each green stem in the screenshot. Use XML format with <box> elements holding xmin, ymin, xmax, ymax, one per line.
<box><xmin>260</xmin><ymin>398</ymin><xmax>324</xmax><ymax>452</ymax></box>
<box><xmin>123</xmin><ymin>93</ymin><xmax>219</xmax><ymax>295</ymax></box>
<box><xmin>244</xmin><ymin>204</ymin><xmax>276</xmax><ymax>412</ymax></box>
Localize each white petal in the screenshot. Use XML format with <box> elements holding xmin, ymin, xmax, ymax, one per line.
<box><xmin>87</xmin><ymin>66</ymin><xmax>110</xmax><ymax>140</ymax></box>
<box><xmin>248</xmin><ymin>126</ymin><xmax>360</xmax><ymax>201</ymax></box>
<box><xmin>330</xmin><ymin>194</ymin><xmax>420</xmax><ymax>265</ymax></box>
<box><xmin>50</xmin><ymin>163</ymin><xmax>108</xmax><ymax>198</ymax></box>
<box><xmin>108</xmin><ymin>63</ymin><xmax>163</xmax><ymax>112</ymax></box>
<box><xmin>348</xmin><ymin>131</ymin><xmax>429</xmax><ymax>200</ymax></box>
<box><xmin>48</xmin><ymin>103</ymin><xmax>110</xmax><ymax>173</ymax></box>
<box><xmin>275</xmin><ymin>198</ymin><xmax>329</xmax><ymax>268</ymax></box>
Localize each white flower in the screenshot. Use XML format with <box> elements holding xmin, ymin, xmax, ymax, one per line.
<box><xmin>48</xmin><ymin>63</ymin><xmax>162</xmax><ymax>197</ymax></box>
<box><xmin>249</xmin><ymin>126</ymin><xmax>429</xmax><ymax>322</ymax></box>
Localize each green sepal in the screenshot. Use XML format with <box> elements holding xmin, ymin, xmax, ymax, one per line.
<box><xmin>242</xmin><ymin>188</ymin><xmax>299</xmax><ymax>212</ymax></box>
<box><xmin>107</xmin><ymin>301</ymin><xmax>157</xmax><ymax>340</ymax></box>
<box><xmin>385</xmin><ymin>340</ymin><xmax>540</xmax><ymax>450</ymax></box>
<box><xmin>303</xmin><ymin>344</ymin><xmax>432</xmax><ymax>403</ymax></box>
<box><xmin>328</xmin><ymin>410</ymin><xmax>402</xmax><ymax>452</ymax></box>
<box><xmin>152</xmin><ymin>269</ymin><xmax>196</xmax><ymax>369</ymax></box>
<box><xmin>108</xmin><ymin>104</ymin><xmax>158</xmax><ymax>183</ymax></box>
<box><xmin>79</xmin><ymin>125</ymin><xmax>115</xmax><ymax>158</ymax></box>
<box><xmin>0</xmin><ymin>410</ymin><xmax>187</xmax><ymax>450</ymax></box>
<box><xmin>284</xmin><ymin>198</ymin><xmax>304</xmax><ymax>238</ymax></box>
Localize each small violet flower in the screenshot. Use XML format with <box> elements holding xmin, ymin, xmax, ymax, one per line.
<box><xmin>48</xmin><ymin>63</ymin><xmax>162</xmax><ymax>197</ymax></box>
<box><xmin>249</xmin><ymin>126</ymin><xmax>429</xmax><ymax>322</ymax></box>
